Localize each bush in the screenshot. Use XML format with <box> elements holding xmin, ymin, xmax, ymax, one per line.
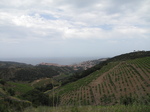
<box><xmin>0</xmin><ymin>102</ymin><xmax>10</xmax><ymax>112</ymax></box>
<box><xmin>21</xmin><ymin>89</ymin><xmax>50</xmax><ymax>107</ymax></box>
<box><xmin>0</xmin><ymin>79</ymin><xmax>6</xmax><ymax>85</ymax></box>
<box><xmin>7</xmin><ymin>88</ymin><xmax>15</xmax><ymax>96</ymax></box>
<box><xmin>0</xmin><ymin>99</ymin><xmax>31</xmax><ymax>112</ymax></box>
<box><xmin>120</xmin><ymin>96</ymin><xmax>136</xmax><ymax>105</ymax></box>
<box><xmin>36</xmin><ymin>83</ymin><xmax>53</xmax><ymax>92</ymax></box>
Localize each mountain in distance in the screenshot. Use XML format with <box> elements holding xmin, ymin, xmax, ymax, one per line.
<box><xmin>0</xmin><ymin>57</ymin><xmax>106</xmax><ymax>82</ymax></box>
<box><xmin>0</xmin><ymin>61</ymin><xmax>32</xmax><ymax>68</ymax></box>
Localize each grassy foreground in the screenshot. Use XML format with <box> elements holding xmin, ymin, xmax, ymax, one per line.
<box><xmin>24</xmin><ymin>105</ymin><xmax>150</xmax><ymax>112</ymax></box>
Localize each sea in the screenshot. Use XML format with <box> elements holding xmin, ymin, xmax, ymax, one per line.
<box><xmin>0</xmin><ymin>57</ymin><xmax>100</xmax><ymax>65</ymax></box>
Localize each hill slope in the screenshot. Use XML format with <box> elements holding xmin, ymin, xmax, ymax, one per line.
<box><xmin>48</xmin><ymin>52</ymin><xmax>150</xmax><ymax>106</ymax></box>
<box><xmin>0</xmin><ymin>58</ymin><xmax>105</xmax><ymax>82</ymax></box>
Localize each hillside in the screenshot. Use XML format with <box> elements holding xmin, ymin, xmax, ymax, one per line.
<box><xmin>0</xmin><ymin>79</ymin><xmax>33</xmax><ymax>111</ymax></box>
<box><xmin>48</xmin><ymin>51</ymin><xmax>150</xmax><ymax>106</ymax></box>
<box><xmin>0</xmin><ymin>61</ymin><xmax>32</xmax><ymax>68</ymax></box>
<box><xmin>0</xmin><ymin>66</ymin><xmax>59</xmax><ymax>82</ymax></box>
<box><xmin>0</xmin><ymin>58</ymin><xmax>104</xmax><ymax>82</ymax></box>
<box><xmin>0</xmin><ymin>63</ymin><xmax>76</xmax><ymax>82</ymax></box>
<box><xmin>0</xmin><ymin>51</ymin><xmax>149</xmax><ymax>111</ymax></box>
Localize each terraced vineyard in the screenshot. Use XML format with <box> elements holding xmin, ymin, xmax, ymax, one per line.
<box><xmin>55</xmin><ymin>57</ymin><xmax>150</xmax><ymax>106</ymax></box>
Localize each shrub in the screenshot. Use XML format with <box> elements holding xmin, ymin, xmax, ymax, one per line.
<box><xmin>7</xmin><ymin>88</ymin><xmax>15</xmax><ymax>96</ymax></box>
<box><xmin>120</xmin><ymin>96</ymin><xmax>136</xmax><ymax>105</ymax></box>
<box><xmin>21</xmin><ymin>89</ymin><xmax>50</xmax><ymax>107</ymax></box>
<box><xmin>0</xmin><ymin>79</ymin><xmax>6</xmax><ymax>85</ymax></box>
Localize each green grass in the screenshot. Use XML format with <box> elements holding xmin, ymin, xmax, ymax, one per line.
<box><xmin>24</xmin><ymin>105</ymin><xmax>150</xmax><ymax>112</ymax></box>
<box><xmin>8</xmin><ymin>82</ymin><xmax>33</xmax><ymax>94</ymax></box>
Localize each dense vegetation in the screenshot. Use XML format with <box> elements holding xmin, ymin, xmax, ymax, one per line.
<box><xmin>0</xmin><ymin>79</ymin><xmax>32</xmax><ymax>111</ymax></box>
<box><xmin>0</xmin><ymin>79</ymin><xmax>60</xmax><ymax>111</ymax></box>
<box><xmin>0</xmin><ymin>64</ymin><xmax>80</xmax><ymax>82</ymax></box>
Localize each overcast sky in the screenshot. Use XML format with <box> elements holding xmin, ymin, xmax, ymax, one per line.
<box><xmin>0</xmin><ymin>0</ymin><xmax>150</xmax><ymax>59</ymax></box>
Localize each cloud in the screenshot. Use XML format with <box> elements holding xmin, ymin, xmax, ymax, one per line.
<box><xmin>0</xmin><ymin>0</ymin><xmax>149</xmax><ymax>58</ymax></box>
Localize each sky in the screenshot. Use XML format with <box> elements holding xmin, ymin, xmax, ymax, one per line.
<box><xmin>0</xmin><ymin>0</ymin><xmax>150</xmax><ymax>59</ymax></box>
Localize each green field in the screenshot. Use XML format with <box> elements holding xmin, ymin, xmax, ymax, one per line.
<box><xmin>8</xmin><ymin>82</ymin><xmax>33</xmax><ymax>95</ymax></box>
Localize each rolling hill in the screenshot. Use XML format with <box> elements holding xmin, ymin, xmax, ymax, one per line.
<box><xmin>0</xmin><ymin>58</ymin><xmax>105</xmax><ymax>82</ymax></box>
<box><xmin>47</xmin><ymin>51</ymin><xmax>150</xmax><ymax>106</ymax></box>
<box><xmin>0</xmin><ymin>51</ymin><xmax>149</xmax><ymax>111</ymax></box>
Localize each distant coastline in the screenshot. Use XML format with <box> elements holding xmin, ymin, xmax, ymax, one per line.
<box><xmin>0</xmin><ymin>57</ymin><xmax>101</xmax><ymax>65</ymax></box>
